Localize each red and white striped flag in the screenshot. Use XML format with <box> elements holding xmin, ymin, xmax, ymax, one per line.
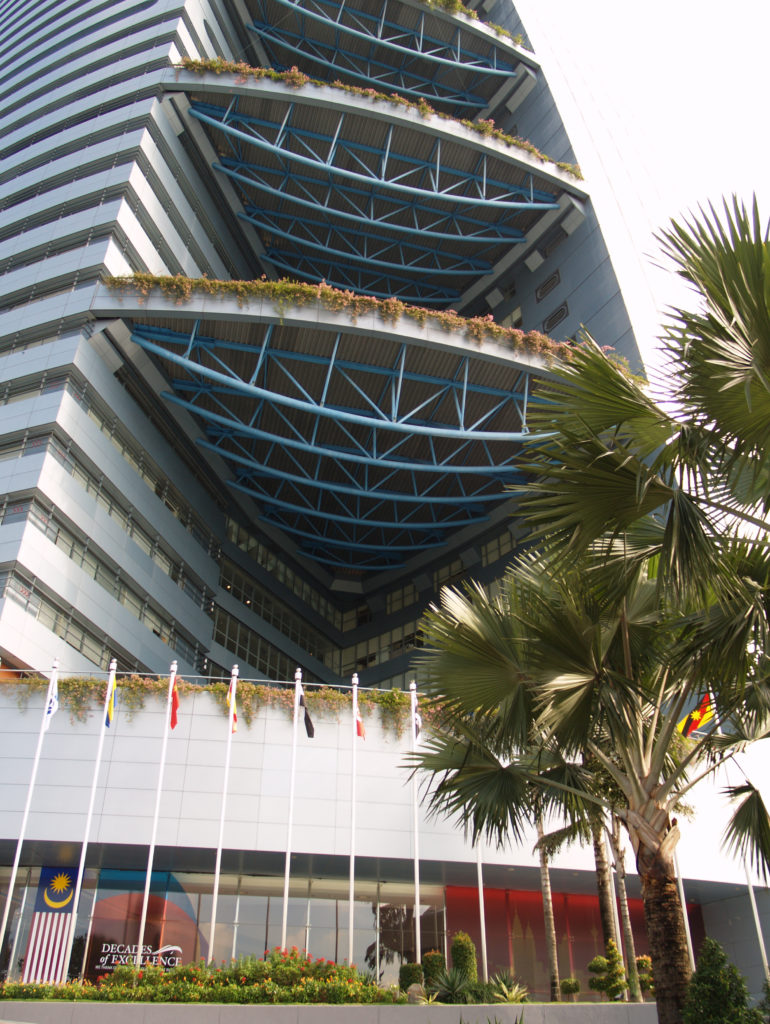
<box><xmin>22</xmin><ymin>866</ymin><xmax>78</xmax><ymax>983</ymax></box>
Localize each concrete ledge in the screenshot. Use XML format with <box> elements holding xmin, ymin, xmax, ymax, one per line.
<box><xmin>0</xmin><ymin>1002</ymin><xmax>659</xmax><ymax>1024</ymax></box>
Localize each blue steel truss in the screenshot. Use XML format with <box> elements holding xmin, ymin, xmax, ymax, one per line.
<box><xmin>247</xmin><ymin>0</ymin><xmax>518</xmax><ymax>114</ymax></box>
<box><xmin>129</xmin><ymin>321</ymin><xmax>538</xmax><ymax>570</ymax></box>
<box><xmin>191</xmin><ymin>101</ymin><xmax>558</xmax><ymax>209</ymax></box>
<box><xmin>240</xmin><ymin>206</ymin><xmax>494</xmax><ymax>275</ymax></box>
<box><xmin>190</xmin><ymin>97</ymin><xmax>559</xmax><ymax>303</ymax></box>
<box><xmin>253</xmin><ymin>246</ymin><xmax>461</xmax><ymax>303</ymax></box>
<box><xmin>240</xmin><ymin>204</ymin><xmax>493</xmax><ymax>302</ymax></box>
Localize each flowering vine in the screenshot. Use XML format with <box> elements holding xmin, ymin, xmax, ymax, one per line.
<box><xmin>104</xmin><ymin>273</ymin><xmax>568</xmax><ymax>362</ymax></box>
<box><xmin>176</xmin><ymin>57</ymin><xmax>581</xmax><ymax>179</ymax></box>
<box><xmin>5</xmin><ymin>676</ymin><xmax>427</xmax><ymax>737</ymax></box>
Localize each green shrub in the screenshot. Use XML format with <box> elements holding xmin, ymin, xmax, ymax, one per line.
<box><xmin>682</xmin><ymin>938</ymin><xmax>763</xmax><ymax>1024</ymax></box>
<box><xmin>422</xmin><ymin>949</ymin><xmax>446</xmax><ymax>988</ymax></box>
<box><xmin>431</xmin><ymin>966</ymin><xmax>471</xmax><ymax>1003</ymax></box>
<box><xmin>398</xmin><ymin>962</ymin><xmax>423</xmax><ymax>990</ymax></box>
<box><xmin>588</xmin><ymin>939</ymin><xmax>627</xmax><ymax>1001</ymax></box>
<box><xmin>636</xmin><ymin>954</ymin><xmax>654</xmax><ymax>998</ymax></box>
<box><xmin>758</xmin><ymin>977</ymin><xmax>770</xmax><ymax>1022</ymax></box>
<box><xmin>451</xmin><ymin>930</ymin><xmax>478</xmax><ymax>983</ymax></box>
<box><xmin>0</xmin><ymin>947</ymin><xmax>404</xmax><ymax>1006</ymax></box>
<box><xmin>491</xmin><ymin>970</ymin><xmax>528</xmax><ymax>1003</ymax></box>
<box><xmin>560</xmin><ymin>976</ymin><xmax>580</xmax><ymax>998</ymax></box>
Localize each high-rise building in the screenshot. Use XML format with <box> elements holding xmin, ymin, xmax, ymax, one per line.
<box><xmin>3</xmin><ymin>0</ymin><xmax>765</xmax><ymax>1003</ymax></box>
<box><xmin>0</xmin><ymin>0</ymin><xmax>642</xmax><ymax>684</ymax></box>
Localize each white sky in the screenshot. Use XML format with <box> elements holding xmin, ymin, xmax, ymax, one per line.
<box><xmin>514</xmin><ymin>2</ymin><xmax>770</xmax><ymax>889</ymax></box>
<box><xmin>516</xmin><ymin>0</ymin><xmax>770</xmax><ymax>366</ymax></box>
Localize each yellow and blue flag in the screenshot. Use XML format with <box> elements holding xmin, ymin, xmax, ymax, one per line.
<box><xmin>105</xmin><ymin>682</ymin><xmax>116</xmax><ymax>727</ymax></box>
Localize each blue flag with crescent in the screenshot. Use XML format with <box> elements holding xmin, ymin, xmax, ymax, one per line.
<box><xmin>34</xmin><ymin>866</ymin><xmax>78</xmax><ymax>913</ymax></box>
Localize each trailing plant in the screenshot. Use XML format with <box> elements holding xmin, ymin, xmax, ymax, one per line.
<box><xmin>2</xmin><ymin>677</ymin><xmax>425</xmax><ymax>738</ymax></box>
<box><xmin>362</xmin><ymin>687</ymin><xmax>412</xmax><ymax>737</ymax></box>
<box><xmin>682</xmin><ymin>938</ymin><xmax>763</xmax><ymax>1024</ymax></box>
<box><xmin>176</xmin><ymin>58</ymin><xmax>580</xmax><ymax>178</ymax></box>
<box><xmin>450</xmin><ymin>931</ymin><xmax>478</xmax><ymax>983</ymax></box>
<box><xmin>104</xmin><ymin>273</ymin><xmax>568</xmax><ymax>362</ymax></box>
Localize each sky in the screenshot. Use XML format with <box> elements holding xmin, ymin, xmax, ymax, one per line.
<box><xmin>514</xmin><ymin>2</ymin><xmax>770</xmax><ymax>890</ymax></box>
<box><xmin>516</xmin><ymin>0</ymin><xmax>770</xmax><ymax>367</ymax></box>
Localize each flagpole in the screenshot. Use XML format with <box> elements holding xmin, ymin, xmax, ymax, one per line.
<box><xmin>409</xmin><ymin>681</ymin><xmax>421</xmax><ymax>963</ymax></box>
<box><xmin>59</xmin><ymin>658</ymin><xmax>117</xmax><ymax>983</ymax></box>
<box><xmin>476</xmin><ymin>841</ymin><xmax>488</xmax><ymax>982</ymax></box>
<box><xmin>7</xmin><ymin>867</ymin><xmax>31</xmax><ymax>982</ymax></box>
<box><xmin>281</xmin><ymin>667</ymin><xmax>302</xmax><ymax>951</ymax></box>
<box><xmin>706</xmin><ymin>687</ymin><xmax>770</xmax><ymax>978</ymax></box>
<box><xmin>209</xmin><ymin>664</ymin><xmax>238</xmax><ymax>964</ymax></box>
<box><xmin>348</xmin><ymin>673</ymin><xmax>359</xmax><ymax>965</ymax></box>
<box><xmin>136</xmin><ymin>661</ymin><xmax>177</xmax><ymax>969</ymax></box>
<box><xmin>673</xmin><ymin>850</ymin><xmax>695</xmax><ymax>970</ymax></box>
<box><xmin>744</xmin><ymin>858</ymin><xmax>769</xmax><ymax>979</ymax></box>
<box><xmin>79</xmin><ymin>873</ymin><xmax>99</xmax><ymax>981</ymax></box>
<box><xmin>0</xmin><ymin>660</ymin><xmax>59</xmax><ymax>957</ymax></box>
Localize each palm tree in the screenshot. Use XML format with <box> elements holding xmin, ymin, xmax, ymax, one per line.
<box><xmin>412</xmin><ymin>541</ymin><xmax>770</xmax><ymax>1024</ymax></box>
<box><xmin>412</xmin><ymin>196</ymin><xmax>770</xmax><ymax>1024</ymax></box>
<box><xmin>519</xmin><ymin>196</ymin><xmax>770</xmax><ymax>589</ymax></box>
<box><xmin>609</xmin><ymin>813</ymin><xmax>641</xmax><ymax>1002</ymax></box>
<box><xmin>535</xmin><ymin>812</ymin><xmax>561</xmax><ymax>1001</ymax></box>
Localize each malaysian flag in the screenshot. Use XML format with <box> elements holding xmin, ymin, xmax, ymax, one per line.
<box><xmin>22</xmin><ymin>866</ymin><xmax>78</xmax><ymax>983</ymax></box>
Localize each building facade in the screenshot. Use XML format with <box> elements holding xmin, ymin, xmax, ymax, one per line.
<box><xmin>0</xmin><ymin>0</ymin><xmax>643</xmax><ymax>688</ymax></box>
<box><xmin>2</xmin><ymin>0</ymin><xmax>767</xmax><ymax>1003</ymax></box>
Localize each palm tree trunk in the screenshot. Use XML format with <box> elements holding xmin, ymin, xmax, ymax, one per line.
<box><xmin>591</xmin><ymin>818</ymin><xmax>617</xmax><ymax>949</ymax></box>
<box><xmin>610</xmin><ymin>816</ymin><xmax>641</xmax><ymax>1001</ymax></box>
<box><xmin>536</xmin><ymin>814</ymin><xmax>561</xmax><ymax>1001</ymax></box>
<box><xmin>634</xmin><ymin>828</ymin><xmax>692</xmax><ymax>1024</ymax></box>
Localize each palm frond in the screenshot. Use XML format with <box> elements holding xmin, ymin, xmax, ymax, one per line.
<box><xmin>534</xmin><ymin>819</ymin><xmax>591</xmax><ymax>859</ymax></box>
<box><xmin>660</xmin><ymin>196</ymin><xmax>770</xmax><ymax>496</ymax></box>
<box><xmin>722</xmin><ymin>783</ymin><xmax>770</xmax><ymax>882</ymax></box>
<box><xmin>409</xmin><ymin>730</ymin><xmax>533</xmax><ymax>846</ymax></box>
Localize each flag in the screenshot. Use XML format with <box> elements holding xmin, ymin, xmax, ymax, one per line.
<box><xmin>227</xmin><ymin>675</ymin><xmax>238</xmax><ymax>733</ymax></box>
<box><xmin>105</xmin><ymin>680</ymin><xmax>116</xmax><ymax>728</ymax></box>
<box><xmin>356</xmin><ymin>705</ymin><xmax>366</xmax><ymax>740</ymax></box>
<box><xmin>298</xmin><ymin>684</ymin><xmax>314</xmax><ymax>738</ymax></box>
<box><xmin>678</xmin><ymin>694</ymin><xmax>713</xmax><ymax>737</ymax></box>
<box><xmin>413</xmin><ymin>696</ymin><xmax>421</xmax><ymax>739</ymax></box>
<box><xmin>170</xmin><ymin>680</ymin><xmax>180</xmax><ymax>730</ymax></box>
<box><xmin>22</xmin><ymin>866</ymin><xmax>77</xmax><ymax>983</ymax></box>
<box><xmin>42</xmin><ymin>677</ymin><xmax>58</xmax><ymax>732</ymax></box>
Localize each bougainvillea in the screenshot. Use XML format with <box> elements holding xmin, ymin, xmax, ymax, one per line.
<box><xmin>104</xmin><ymin>273</ymin><xmax>569</xmax><ymax>363</ymax></box>
<box><xmin>176</xmin><ymin>57</ymin><xmax>581</xmax><ymax>179</ymax></box>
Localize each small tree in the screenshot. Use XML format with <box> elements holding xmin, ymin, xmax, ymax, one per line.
<box><xmin>422</xmin><ymin>949</ymin><xmax>446</xmax><ymax>988</ymax></box>
<box><xmin>636</xmin><ymin>954</ymin><xmax>654</xmax><ymax>999</ymax></box>
<box><xmin>560</xmin><ymin>976</ymin><xmax>580</xmax><ymax>1002</ymax></box>
<box><xmin>450</xmin><ymin>931</ymin><xmax>478</xmax><ymax>983</ymax></box>
<box><xmin>682</xmin><ymin>938</ymin><xmax>762</xmax><ymax>1024</ymax></box>
<box><xmin>398</xmin><ymin>962</ymin><xmax>423</xmax><ymax>990</ymax></box>
<box><xmin>588</xmin><ymin>939</ymin><xmax>627</xmax><ymax>1001</ymax></box>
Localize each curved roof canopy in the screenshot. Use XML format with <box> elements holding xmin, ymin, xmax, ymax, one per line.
<box><xmin>172</xmin><ymin>74</ymin><xmax>583</xmax><ymax>307</ymax></box>
<box><xmin>102</xmin><ymin>290</ymin><xmax>554</xmax><ymax>573</ymax></box>
<box><xmin>241</xmin><ymin>0</ymin><xmax>536</xmax><ymax>117</ymax></box>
